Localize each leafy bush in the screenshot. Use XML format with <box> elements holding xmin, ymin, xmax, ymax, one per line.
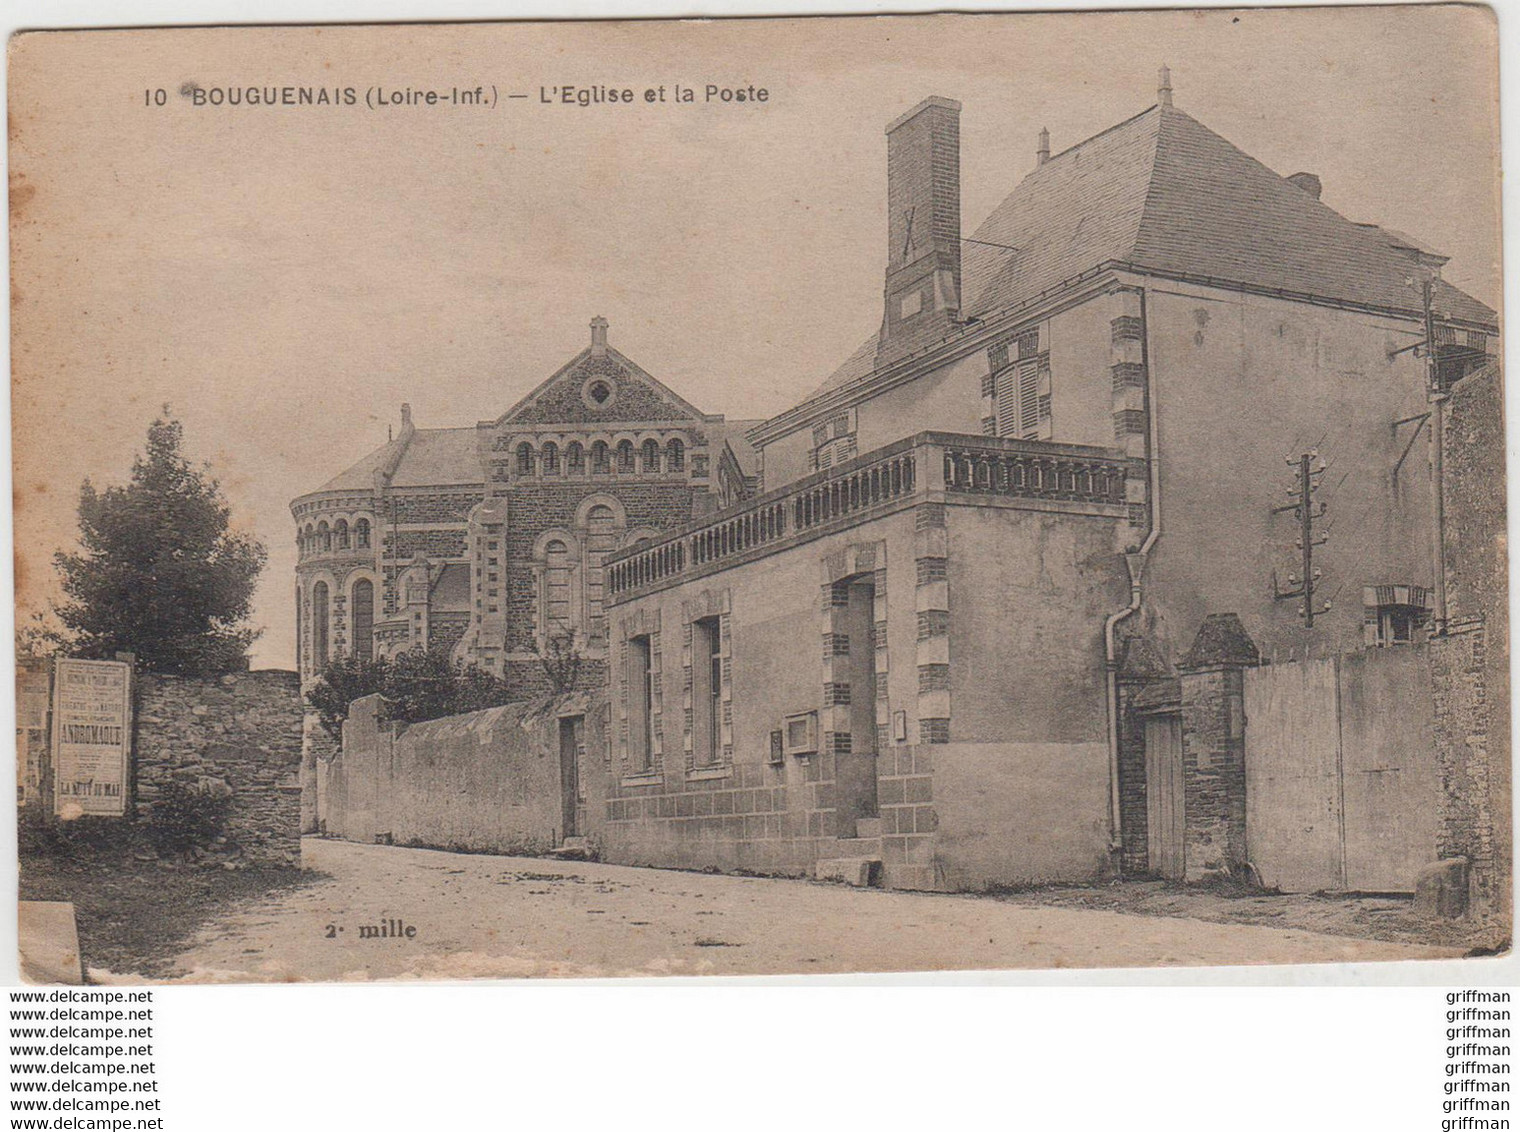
<box><xmin>147</xmin><ymin>779</ymin><xmax>233</xmax><ymax>858</ymax></box>
<box><xmin>305</xmin><ymin>654</ymin><xmax>391</xmax><ymax>739</ymax></box>
<box><xmin>305</xmin><ymin>648</ymin><xmax>515</xmax><ymax>738</ymax></box>
<box><xmin>18</xmin><ymin>813</ymin><xmax>136</xmax><ymax>860</ymax></box>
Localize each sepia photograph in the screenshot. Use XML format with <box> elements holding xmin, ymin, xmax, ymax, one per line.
<box><xmin>9</xmin><ymin>6</ymin><xmax>1510</xmax><ymax>983</ymax></box>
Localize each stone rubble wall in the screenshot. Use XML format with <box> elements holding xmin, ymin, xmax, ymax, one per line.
<box><xmin>133</xmin><ymin>671</ymin><xmax>303</xmax><ymax>866</ymax></box>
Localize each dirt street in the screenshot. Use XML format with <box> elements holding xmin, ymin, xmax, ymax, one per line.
<box><xmin>140</xmin><ymin>838</ymin><xmax>1464</xmax><ymax>982</ymax></box>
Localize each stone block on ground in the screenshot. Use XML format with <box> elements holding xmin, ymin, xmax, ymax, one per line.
<box><xmin>1414</xmin><ymin>857</ymin><xmax>1469</xmax><ymax>919</ymax></box>
<box><xmin>19</xmin><ymin>902</ymin><xmax>83</xmax><ymax>984</ymax></box>
<box><xmin>814</xmin><ymin>857</ymin><xmax>880</xmax><ymax>887</ymax></box>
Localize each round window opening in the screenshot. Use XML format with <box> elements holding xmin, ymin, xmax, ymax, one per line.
<box><xmin>588</xmin><ymin>381</ymin><xmax>612</xmax><ymax>405</ymax></box>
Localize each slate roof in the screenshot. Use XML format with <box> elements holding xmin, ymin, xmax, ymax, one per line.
<box><xmin>310</xmin><ymin>427</ymin><xmax>481</xmax><ymax>495</ymax></box>
<box><xmin>715</xmin><ymin>419</ymin><xmax>764</xmax><ymax>477</ymax></box>
<box><xmin>309</xmin><ymin>435</ymin><xmax>408</xmax><ymax>494</ymax></box>
<box><xmin>808</xmin><ymin>102</ymin><xmax>1496</xmax><ymax>400</ymax></box>
<box><xmin>387</xmin><ymin>429</ymin><xmax>482</xmax><ymax>487</ymax></box>
<box><xmin>430</xmin><ymin>562</ymin><xmax>473</xmax><ymax>609</ymax></box>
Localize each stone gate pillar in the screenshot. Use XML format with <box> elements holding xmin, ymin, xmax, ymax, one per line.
<box><xmin>1177</xmin><ymin>613</ymin><xmax>1260</xmax><ymax>882</ymax></box>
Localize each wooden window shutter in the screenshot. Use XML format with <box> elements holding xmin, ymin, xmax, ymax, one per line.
<box><xmin>1017</xmin><ymin>358</ymin><xmax>1042</xmax><ymax>437</ymax></box>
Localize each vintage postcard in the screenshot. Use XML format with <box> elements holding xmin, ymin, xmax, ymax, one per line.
<box><xmin>9</xmin><ymin>7</ymin><xmax>1509</xmax><ymax>982</ymax></box>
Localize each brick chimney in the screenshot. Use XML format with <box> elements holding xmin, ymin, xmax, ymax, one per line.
<box><xmin>590</xmin><ymin>315</ymin><xmax>609</xmax><ymax>356</ymax></box>
<box><xmin>876</xmin><ymin>96</ymin><xmax>962</xmax><ymax>369</ymax></box>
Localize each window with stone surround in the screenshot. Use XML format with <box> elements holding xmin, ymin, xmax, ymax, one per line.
<box><xmin>666</xmin><ymin>438</ymin><xmax>685</xmax><ymax>471</ymax></box>
<box><xmin>566</xmin><ymin>442</ymin><xmax>585</xmax><ymax>475</ymax></box>
<box><xmin>351</xmin><ymin>579</ymin><xmax>374</xmax><ymax>661</ymax></box>
<box><xmin>807</xmin><ymin>409</ymin><xmax>857</xmax><ymax>472</ymax></box>
<box><xmin>580</xmin><ymin>505</ymin><xmax>622</xmax><ymax>644</ymax></box>
<box><xmin>355</xmin><ymin>518</ymin><xmax>371</xmax><ymax>549</ymax></box>
<box><xmin>629</xmin><ymin>634</ymin><xmax>654</xmax><ymax>772</ymax></box>
<box><xmin>693</xmin><ymin>616</ymin><xmax>722</xmax><ymax>767</ymax></box>
<box><xmin>1363</xmin><ymin>584</ymin><xmax>1431</xmax><ymax>648</ymax></box>
<box><xmin>543</xmin><ymin>540</ymin><xmax>574</xmax><ymax>633</ymax></box>
<box><xmin>312</xmin><ymin>581</ymin><xmax>330</xmax><ymax>668</ymax></box>
<box><xmin>991</xmin><ymin>327</ymin><xmax>1052</xmax><ymax>440</ymax></box>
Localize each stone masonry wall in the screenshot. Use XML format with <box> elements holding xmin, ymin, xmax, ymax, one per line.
<box><xmin>1114</xmin><ymin>682</ymin><xmax>1150</xmax><ymax>875</ymax></box>
<box><xmin>1439</xmin><ymin>364</ymin><xmax>1509</xmax><ymax>916</ymax></box>
<box><xmin>134</xmin><ymin>671</ymin><xmax>303</xmax><ymax>865</ymax></box>
<box><xmin>503</xmin><ymin>480</ymin><xmax>700</xmax><ymax>659</ymax></box>
<box><xmin>1178</xmin><ymin>666</ymin><xmax>1248</xmax><ymax>880</ymax></box>
<box><xmin>1430</xmin><ymin>627</ymin><xmax>1499</xmax><ymax>906</ymax></box>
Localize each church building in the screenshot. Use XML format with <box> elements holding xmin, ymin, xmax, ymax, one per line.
<box><xmin>291</xmin><ymin>317</ymin><xmax>759</xmax><ymax>693</ymax></box>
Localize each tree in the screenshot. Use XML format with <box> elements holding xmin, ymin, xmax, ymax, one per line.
<box><xmin>51</xmin><ymin>410</ymin><xmax>267</xmax><ymax>676</ymax></box>
<box><xmin>305</xmin><ymin>648</ymin><xmax>515</xmax><ymax>739</ymax></box>
<box><xmin>304</xmin><ymin>653</ymin><xmax>391</xmax><ymax>740</ymax></box>
<box><xmin>528</xmin><ymin>627</ymin><xmax>585</xmax><ymax>694</ymax></box>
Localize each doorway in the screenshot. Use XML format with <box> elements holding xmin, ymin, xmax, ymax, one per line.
<box><xmin>1144</xmin><ymin>712</ymin><xmax>1184</xmax><ymax>880</ymax></box>
<box><xmin>558</xmin><ymin>715</ymin><xmax>585</xmax><ymax>840</ymax></box>
<box><xmin>836</xmin><ymin>578</ymin><xmax>879</xmax><ymax>837</ymax></box>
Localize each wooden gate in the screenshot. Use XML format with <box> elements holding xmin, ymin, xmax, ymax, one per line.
<box><xmin>1244</xmin><ymin>648</ymin><xmax>1437</xmax><ymax>893</ymax></box>
<box><xmin>1144</xmin><ymin>714</ymin><xmax>1185</xmax><ymax>880</ymax></box>
<box><xmin>1337</xmin><ymin>649</ymin><xmax>1440</xmax><ymax>892</ymax></box>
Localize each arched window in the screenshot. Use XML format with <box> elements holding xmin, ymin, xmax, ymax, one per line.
<box><xmin>317</xmin><ymin>521</ymin><xmax>331</xmax><ymax>553</ymax></box>
<box><xmin>335</xmin><ymin>519</ymin><xmax>349</xmax><ymax>550</ymax></box>
<box><xmin>581</xmin><ymin>504</ymin><xmax>623</xmax><ymax>641</ymax></box>
<box><xmin>544</xmin><ymin>539</ymin><xmax>573</xmax><ymax>633</ymax></box>
<box><xmin>541</xmin><ymin>442</ymin><xmax>559</xmax><ymax>475</ymax></box>
<box><xmin>312</xmin><ymin>582</ymin><xmax>330</xmax><ymax>669</ymax></box>
<box><xmin>355</xmin><ymin>518</ymin><xmax>371</xmax><ymax>549</ymax></box>
<box><xmin>351</xmin><ymin>579</ymin><xmax>374</xmax><ymax>662</ymax></box>
<box><xmin>641</xmin><ymin>439</ymin><xmax>660</xmax><ymax>473</ymax></box>
<box><xmin>615</xmin><ymin>440</ymin><xmax>635</xmax><ymax>474</ymax></box>
<box><xmin>566</xmin><ymin>442</ymin><xmax>585</xmax><ymax>475</ymax></box>
<box><xmin>516</xmin><ymin>442</ymin><xmax>535</xmax><ymax>476</ymax></box>
<box><xmin>590</xmin><ymin>441</ymin><xmax>610</xmax><ymax>475</ymax></box>
<box><xmin>666</xmin><ymin>438</ymin><xmax>685</xmax><ymax>472</ymax></box>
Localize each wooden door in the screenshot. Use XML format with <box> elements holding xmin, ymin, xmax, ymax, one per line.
<box><xmin>1145</xmin><ymin>713</ymin><xmax>1185</xmax><ymax>880</ymax></box>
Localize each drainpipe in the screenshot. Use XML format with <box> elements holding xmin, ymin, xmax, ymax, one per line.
<box><xmin>1104</xmin><ymin>287</ymin><xmax>1163</xmax><ymax>860</ymax></box>
<box><xmin>1423</xmin><ymin>276</ymin><xmax>1449</xmax><ymax>636</ymax></box>
<box><xmin>1431</xmin><ymin>391</ymin><xmax>1448</xmax><ymax>635</ymax></box>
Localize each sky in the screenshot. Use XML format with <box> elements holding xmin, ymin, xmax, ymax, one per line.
<box><xmin>9</xmin><ymin>7</ymin><xmax>1501</xmax><ymax>670</ymax></box>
